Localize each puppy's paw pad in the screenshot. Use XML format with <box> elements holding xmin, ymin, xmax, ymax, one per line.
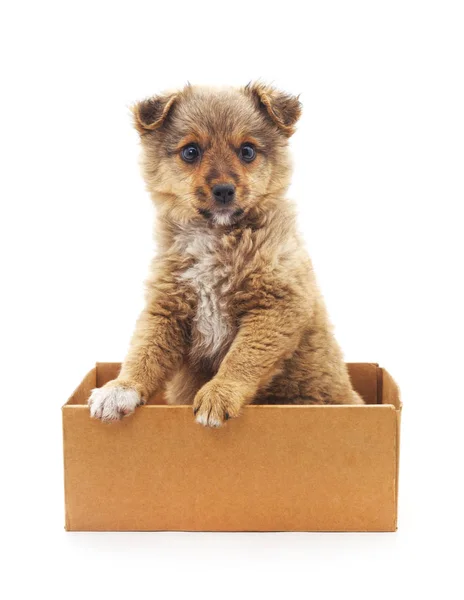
<box><xmin>88</xmin><ymin>386</ymin><xmax>141</xmax><ymax>422</ymax></box>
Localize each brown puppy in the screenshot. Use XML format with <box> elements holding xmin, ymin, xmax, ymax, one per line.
<box><xmin>89</xmin><ymin>83</ymin><xmax>364</xmax><ymax>426</ymax></box>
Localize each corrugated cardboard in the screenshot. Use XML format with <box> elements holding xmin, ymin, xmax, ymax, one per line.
<box><xmin>62</xmin><ymin>363</ymin><xmax>401</xmax><ymax>532</ymax></box>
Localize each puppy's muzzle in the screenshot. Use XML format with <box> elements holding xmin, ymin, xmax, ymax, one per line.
<box><xmin>212</xmin><ymin>183</ymin><xmax>235</xmax><ymax>205</ymax></box>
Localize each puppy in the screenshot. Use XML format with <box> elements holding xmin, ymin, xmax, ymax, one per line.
<box><xmin>89</xmin><ymin>82</ymin><xmax>364</xmax><ymax>426</ymax></box>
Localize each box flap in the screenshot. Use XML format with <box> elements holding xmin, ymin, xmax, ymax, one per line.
<box><xmin>63</xmin><ymin>368</ymin><xmax>96</xmax><ymax>407</ymax></box>
<box><xmin>380</xmin><ymin>368</ymin><xmax>402</xmax><ymax>410</ymax></box>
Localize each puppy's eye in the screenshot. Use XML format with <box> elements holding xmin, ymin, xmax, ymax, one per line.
<box><xmin>239</xmin><ymin>144</ymin><xmax>256</xmax><ymax>163</ymax></box>
<box><xmin>181</xmin><ymin>144</ymin><xmax>201</xmax><ymax>163</ymax></box>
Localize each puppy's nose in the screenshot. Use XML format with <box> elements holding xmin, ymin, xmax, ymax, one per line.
<box><xmin>212</xmin><ymin>184</ymin><xmax>235</xmax><ymax>204</ymax></box>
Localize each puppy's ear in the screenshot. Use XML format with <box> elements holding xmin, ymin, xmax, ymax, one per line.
<box><xmin>245</xmin><ymin>82</ymin><xmax>301</xmax><ymax>136</ymax></box>
<box><xmin>132</xmin><ymin>92</ymin><xmax>177</xmax><ymax>134</ymax></box>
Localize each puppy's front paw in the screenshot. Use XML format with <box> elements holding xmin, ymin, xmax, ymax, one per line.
<box><xmin>88</xmin><ymin>382</ymin><xmax>141</xmax><ymax>422</ymax></box>
<box><xmin>193</xmin><ymin>379</ymin><xmax>246</xmax><ymax>428</ymax></box>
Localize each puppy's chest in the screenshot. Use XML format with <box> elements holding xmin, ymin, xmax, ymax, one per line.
<box><xmin>179</xmin><ymin>232</ymin><xmax>236</xmax><ymax>362</ymax></box>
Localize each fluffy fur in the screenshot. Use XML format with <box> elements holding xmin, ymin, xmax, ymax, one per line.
<box><xmin>89</xmin><ymin>82</ymin><xmax>364</xmax><ymax>426</ymax></box>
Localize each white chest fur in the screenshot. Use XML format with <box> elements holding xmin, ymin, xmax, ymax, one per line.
<box><xmin>178</xmin><ymin>229</ymin><xmax>233</xmax><ymax>362</ymax></box>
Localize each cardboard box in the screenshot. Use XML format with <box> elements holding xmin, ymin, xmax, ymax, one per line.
<box><xmin>62</xmin><ymin>362</ymin><xmax>401</xmax><ymax>532</ymax></box>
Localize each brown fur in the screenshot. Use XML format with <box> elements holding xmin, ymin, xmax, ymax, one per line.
<box><xmin>91</xmin><ymin>82</ymin><xmax>363</xmax><ymax>426</ymax></box>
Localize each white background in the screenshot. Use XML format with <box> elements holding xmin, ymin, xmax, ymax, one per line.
<box><xmin>1</xmin><ymin>1</ymin><xmax>463</xmax><ymax>598</ymax></box>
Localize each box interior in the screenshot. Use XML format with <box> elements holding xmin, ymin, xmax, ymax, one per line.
<box><xmin>65</xmin><ymin>362</ymin><xmax>400</xmax><ymax>409</ymax></box>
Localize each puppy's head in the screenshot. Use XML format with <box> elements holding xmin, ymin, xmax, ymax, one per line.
<box><xmin>132</xmin><ymin>83</ymin><xmax>301</xmax><ymax>226</ymax></box>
